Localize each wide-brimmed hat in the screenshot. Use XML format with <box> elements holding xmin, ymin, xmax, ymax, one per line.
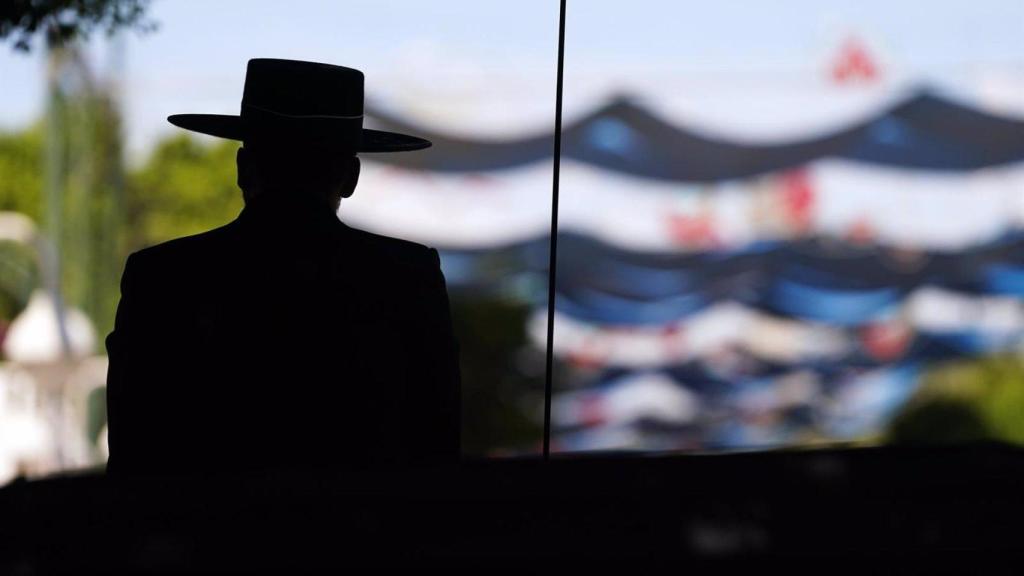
<box><xmin>167</xmin><ymin>58</ymin><xmax>431</xmax><ymax>153</ymax></box>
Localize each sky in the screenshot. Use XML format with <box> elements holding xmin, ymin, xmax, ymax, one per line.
<box><xmin>0</xmin><ymin>0</ymin><xmax>1021</xmax><ymax>161</ymax></box>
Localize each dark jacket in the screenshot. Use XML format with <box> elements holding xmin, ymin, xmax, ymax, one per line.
<box><xmin>105</xmin><ymin>196</ymin><xmax>461</xmax><ymax>475</ymax></box>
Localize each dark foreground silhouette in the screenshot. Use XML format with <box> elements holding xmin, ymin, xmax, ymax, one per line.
<box><xmin>105</xmin><ymin>59</ymin><xmax>459</xmax><ymax>475</ymax></box>
<box><xmin>2</xmin><ymin>444</ymin><xmax>1023</xmax><ymax>569</ymax></box>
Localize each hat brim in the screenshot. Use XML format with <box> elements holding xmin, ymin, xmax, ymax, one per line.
<box><xmin>167</xmin><ymin>114</ymin><xmax>431</xmax><ymax>152</ymax></box>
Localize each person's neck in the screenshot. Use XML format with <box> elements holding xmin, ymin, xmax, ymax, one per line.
<box><xmin>242</xmin><ymin>192</ymin><xmax>340</xmax><ymax>225</ymax></box>
<box><xmin>250</xmin><ymin>189</ymin><xmax>335</xmax><ymax>209</ymax></box>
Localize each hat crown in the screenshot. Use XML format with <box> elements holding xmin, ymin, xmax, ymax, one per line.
<box><xmin>167</xmin><ymin>58</ymin><xmax>430</xmax><ymax>152</ymax></box>
<box><xmin>241</xmin><ymin>58</ymin><xmax>364</xmax><ymax>118</ymax></box>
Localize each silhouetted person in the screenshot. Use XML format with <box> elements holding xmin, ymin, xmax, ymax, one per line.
<box><xmin>105</xmin><ymin>59</ymin><xmax>460</xmax><ymax>475</ymax></box>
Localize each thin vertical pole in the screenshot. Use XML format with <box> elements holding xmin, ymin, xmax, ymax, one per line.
<box><xmin>45</xmin><ymin>46</ymin><xmax>72</xmax><ymax>358</ymax></box>
<box><xmin>543</xmin><ymin>0</ymin><xmax>567</xmax><ymax>460</ymax></box>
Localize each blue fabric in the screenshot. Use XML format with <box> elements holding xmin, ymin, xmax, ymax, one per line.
<box><xmin>369</xmin><ymin>90</ymin><xmax>1024</xmax><ymax>180</ymax></box>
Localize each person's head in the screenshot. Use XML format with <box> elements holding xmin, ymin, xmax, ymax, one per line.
<box><xmin>170</xmin><ymin>60</ymin><xmax>431</xmax><ymax>210</ymax></box>
<box><xmin>236</xmin><ymin>137</ymin><xmax>361</xmax><ymax>212</ymax></box>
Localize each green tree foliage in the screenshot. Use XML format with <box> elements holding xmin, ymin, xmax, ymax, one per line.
<box><xmin>0</xmin><ymin>241</ymin><xmax>37</xmax><ymax>326</ymax></box>
<box><xmin>886</xmin><ymin>354</ymin><xmax>1024</xmax><ymax>446</ymax></box>
<box><xmin>0</xmin><ymin>126</ymin><xmax>44</xmax><ymax>341</ymax></box>
<box><xmin>0</xmin><ymin>117</ymin><xmax>243</xmax><ymax>333</ymax></box>
<box><xmin>0</xmin><ymin>122</ymin><xmax>240</xmax><ymax>328</ymax></box>
<box><xmin>52</xmin><ymin>81</ymin><xmax>126</xmax><ymax>339</ymax></box>
<box><xmin>0</xmin><ymin>125</ymin><xmax>44</xmax><ymax>221</ymax></box>
<box><xmin>0</xmin><ymin>126</ymin><xmax>44</xmax><ymax>338</ymax></box>
<box><xmin>0</xmin><ymin>126</ymin><xmax>45</xmax><ymax>329</ymax></box>
<box><xmin>124</xmin><ymin>134</ymin><xmax>242</xmax><ymax>252</ymax></box>
<box><xmin>1</xmin><ymin>0</ymin><xmax>154</xmax><ymax>51</ymax></box>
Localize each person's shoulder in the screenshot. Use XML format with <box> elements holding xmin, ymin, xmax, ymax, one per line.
<box><xmin>128</xmin><ymin>222</ymin><xmax>237</xmax><ymax>270</ymax></box>
<box><xmin>342</xmin><ymin>224</ymin><xmax>438</xmax><ymax>268</ymax></box>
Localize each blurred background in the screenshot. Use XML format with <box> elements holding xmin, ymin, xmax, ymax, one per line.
<box><xmin>0</xmin><ymin>0</ymin><xmax>1022</xmax><ymax>483</ymax></box>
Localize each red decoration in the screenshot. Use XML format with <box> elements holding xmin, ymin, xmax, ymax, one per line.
<box><xmin>831</xmin><ymin>37</ymin><xmax>880</xmax><ymax>84</ymax></box>
<box><xmin>578</xmin><ymin>394</ymin><xmax>607</xmax><ymax>427</ymax></box>
<box><xmin>566</xmin><ymin>334</ymin><xmax>608</xmax><ymax>370</ymax></box>
<box><xmin>780</xmin><ymin>169</ymin><xmax>815</xmax><ymax>232</ymax></box>
<box><xmin>660</xmin><ymin>323</ymin><xmax>687</xmax><ymax>359</ymax></box>
<box><xmin>861</xmin><ymin>322</ymin><xmax>912</xmax><ymax>361</ymax></box>
<box><xmin>666</xmin><ymin>212</ymin><xmax>718</xmax><ymax>248</ymax></box>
